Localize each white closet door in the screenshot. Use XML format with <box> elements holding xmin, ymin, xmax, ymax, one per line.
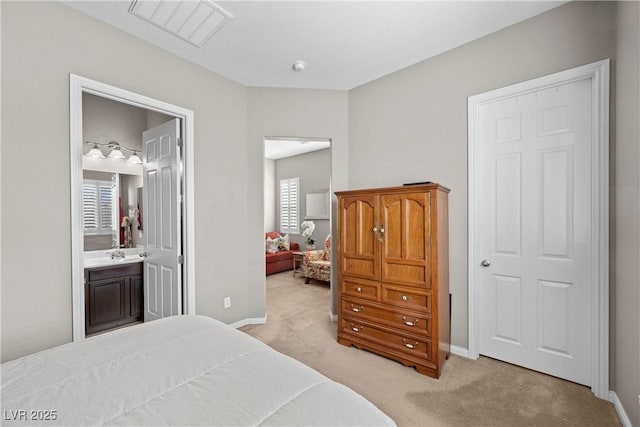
<box><xmin>475</xmin><ymin>78</ymin><xmax>593</xmax><ymax>385</ymax></box>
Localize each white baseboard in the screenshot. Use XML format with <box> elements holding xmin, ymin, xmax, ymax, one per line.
<box><xmin>230</xmin><ymin>314</ymin><xmax>268</xmax><ymax>329</ymax></box>
<box><xmin>609</xmin><ymin>391</ymin><xmax>632</xmax><ymax>427</ymax></box>
<box><xmin>450</xmin><ymin>345</ymin><xmax>470</xmax><ymax>358</ymax></box>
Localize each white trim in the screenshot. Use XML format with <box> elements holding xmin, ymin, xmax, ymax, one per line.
<box><xmin>70</xmin><ymin>74</ymin><xmax>196</xmax><ymax>342</ymax></box>
<box><xmin>467</xmin><ymin>59</ymin><xmax>610</xmax><ymax>398</ymax></box>
<box><xmin>329</xmin><ymin>312</ymin><xmax>337</xmax><ymax>322</ymax></box>
<box><xmin>230</xmin><ymin>315</ymin><xmax>268</xmax><ymax>329</ymax></box>
<box><xmin>608</xmin><ymin>391</ymin><xmax>632</xmax><ymax>427</ymax></box>
<box><xmin>450</xmin><ymin>345</ymin><xmax>469</xmax><ymax>358</ymax></box>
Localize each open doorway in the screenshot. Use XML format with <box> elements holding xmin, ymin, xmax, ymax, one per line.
<box><xmin>70</xmin><ymin>75</ymin><xmax>196</xmax><ymax>341</ymax></box>
<box><xmin>263</xmin><ymin>137</ymin><xmax>332</xmax><ymax>309</ymax></box>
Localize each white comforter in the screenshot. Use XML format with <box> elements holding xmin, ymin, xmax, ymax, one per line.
<box><xmin>1</xmin><ymin>315</ymin><xmax>395</xmax><ymax>426</ymax></box>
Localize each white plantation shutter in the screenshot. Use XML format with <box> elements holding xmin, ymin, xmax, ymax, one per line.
<box><xmin>83</xmin><ymin>184</ymin><xmax>99</xmax><ymax>230</ymax></box>
<box><xmin>280</xmin><ymin>177</ymin><xmax>299</xmax><ymax>234</ymax></box>
<box><xmin>83</xmin><ymin>179</ymin><xmax>116</xmax><ymax>235</ymax></box>
<box><xmin>99</xmin><ymin>183</ymin><xmax>115</xmax><ymax>229</ymax></box>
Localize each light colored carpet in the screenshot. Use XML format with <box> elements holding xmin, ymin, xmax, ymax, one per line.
<box><xmin>240</xmin><ymin>271</ymin><xmax>620</xmax><ymax>427</ymax></box>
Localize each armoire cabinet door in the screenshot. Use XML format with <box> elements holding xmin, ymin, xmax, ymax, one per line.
<box><xmin>380</xmin><ymin>192</ymin><xmax>431</xmax><ymax>288</ymax></box>
<box><xmin>338</xmin><ymin>195</ymin><xmax>379</xmax><ymax>281</ymax></box>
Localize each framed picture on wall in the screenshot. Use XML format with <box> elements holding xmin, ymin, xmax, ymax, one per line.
<box><xmin>305</xmin><ymin>190</ymin><xmax>329</xmax><ymax>219</ymax></box>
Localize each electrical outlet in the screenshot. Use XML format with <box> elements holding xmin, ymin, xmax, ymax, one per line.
<box><xmin>224</xmin><ymin>297</ymin><xmax>231</xmax><ymax>309</ymax></box>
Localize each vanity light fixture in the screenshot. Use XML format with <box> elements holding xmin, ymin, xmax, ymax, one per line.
<box><xmin>84</xmin><ymin>141</ymin><xmax>144</xmax><ymax>164</ymax></box>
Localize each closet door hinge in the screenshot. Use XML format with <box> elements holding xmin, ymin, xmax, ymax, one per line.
<box><xmin>178</xmin><ymin>255</ymin><xmax>184</xmax><ymax>264</ymax></box>
<box><xmin>177</xmin><ymin>138</ymin><xmax>183</xmax><ymax>148</ymax></box>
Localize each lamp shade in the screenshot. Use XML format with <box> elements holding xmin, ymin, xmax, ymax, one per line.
<box><xmin>128</xmin><ymin>152</ymin><xmax>143</xmax><ymax>164</ymax></box>
<box><xmin>86</xmin><ymin>144</ymin><xmax>105</xmax><ymax>158</ymax></box>
<box><xmin>108</xmin><ymin>146</ymin><xmax>126</xmax><ymax>159</ymax></box>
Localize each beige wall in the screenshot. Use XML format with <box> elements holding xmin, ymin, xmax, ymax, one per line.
<box><xmin>1</xmin><ymin>1</ymin><xmax>249</xmax><ymax>361</ymax></box>
<box><xmin>83</xmin><ymin>93</ymin><xmax>145</xmax><ymax>155</ymax></box>
<box><xmin>349</xmin><ymin>1</ymin><xmax>637</xmax><ymax>423</ymax></box>
<box><xmin>613</xmin><ymin>1</ymin><xmax>640</xmax><ymax>424</ymax></box>
<box><xmin>275</xmin><ymin>148</ymin><xmax>332</xmax><ymax>249</ymax></box>
<box><xmin>247</xmin><ymin>88</ymin><xmax>348</xmax><ymax>317</ymax></box>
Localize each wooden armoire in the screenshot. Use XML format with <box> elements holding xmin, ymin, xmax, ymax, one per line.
<box><xmin>335</xmin><ymin>183</ymin><xmax>450</xmax><ymax>378</ymax></box>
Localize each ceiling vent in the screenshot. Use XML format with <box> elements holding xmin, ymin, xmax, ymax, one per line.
<box><xmin>129</xmin><ymin>0</ymin><xmax>232</xmax><ymax>48</ymax></box>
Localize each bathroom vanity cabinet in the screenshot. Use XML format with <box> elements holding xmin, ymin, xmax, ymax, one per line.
<box><xmin>85</xmin><ymin>262</ymin><xmax>143</xmax><ymax>335</ymax></box>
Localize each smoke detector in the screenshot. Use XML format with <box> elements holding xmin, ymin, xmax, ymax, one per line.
<box><xmin>292</xmin><ymin>61</ymin><xmax>306</xmax><ymax>72</ymax></box>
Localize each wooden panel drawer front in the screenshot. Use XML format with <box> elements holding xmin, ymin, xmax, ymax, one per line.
<box><xmin>382</xmin><ymin>285</ymin><xmax>432</xmax><ymax>313</ymax></box>
<box><xmin>340</xmin><ymin>298</ymin><xmax>432</xmax><ymax>337</ymax></box>
<box><xmin>341</xmin><ymin>277</ymin><xmax>379</xmax><ymax>301</ymax></box>
<box><xmin>87</xmin><ymin>262</ymin><xmax>143</xmax><ymax>282</ymax></box>
<box><xmin>340</xmin><ymin>318</ymin><xmax>433</xmax><ymax>362</ymax></box>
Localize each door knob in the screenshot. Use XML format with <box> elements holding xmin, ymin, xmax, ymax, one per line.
<box><xmin>139</xmin><ymin>252</ymin><xmax>149</xmax><ymax>258</ymax></box>
<box><xmin>481</xmin><ymin>259</ymin><xmax>491</xmax><ymax>267</ymax></box>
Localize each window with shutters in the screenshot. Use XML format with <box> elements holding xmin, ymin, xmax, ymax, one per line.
<box><xmin>279</xmin><ymin>177</ymin><xmax>300</xmax><ymax>234</ymax></box>
<box><xmin>83</xmin><ymin>179</ymin><xmax>116</xmax><ymax>235</ymax></box>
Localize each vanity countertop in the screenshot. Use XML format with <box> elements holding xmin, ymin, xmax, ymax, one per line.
<box><xmin>84</xmin><ymin>248</ymin><xmax>144</xmax><ymax>269</ymax></box>
<box><xmin>84</xmin><ymin>257</ymin><xmax>142</xmax><ymax>269</ymax></box>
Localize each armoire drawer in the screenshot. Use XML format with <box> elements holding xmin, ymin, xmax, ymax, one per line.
<box><xmin>340</xmin><ymin>298</ymin><xmax>432</xmax><ymax>337</ymax></box>
<box><xmin>340</xmin><ymin>317</ymin><xmax>433</xmax><ymax>362</ymax></box>
<box><xmin>381</xmin><ymin>285</ymin><xmax>432</xmax><ymax>313</ymax></box>
<box><xmin>340</xmin><ymin>277</ymin><xmax>379</xmax><ymax>302</ymax></box>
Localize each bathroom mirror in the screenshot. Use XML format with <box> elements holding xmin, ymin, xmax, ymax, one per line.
<box><xmin>305</xmin><ymin>190</ymin><xmax>330</xmax><ymax>219</ymax></box>
<box><xmin>82</xmin><ymin>169</ymin><xmax>143</xmax><ymax>251</ymax></box>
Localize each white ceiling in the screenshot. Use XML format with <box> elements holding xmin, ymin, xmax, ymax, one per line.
<box><xmin>63</xmin><ymin>1</ymin><xmax>565</xmax><ymax>91</ymax></box>
<box><xmin>264</xmin><ymin>138</ymin><xmax>330</xmax><ymax>160</ymax></box>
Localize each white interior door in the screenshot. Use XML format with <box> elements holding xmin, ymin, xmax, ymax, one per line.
<box><xmin>474</xmin><ymin>78</ymin><xmax>593</xmax><ymax>385</ymax></box>
<box><xmin>143</xmin><ymin>118</ymin><xmax>182</xmax><ymax>322</ymax></box>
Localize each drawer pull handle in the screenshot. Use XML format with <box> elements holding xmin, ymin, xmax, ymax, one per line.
<box><xmin>401</xmin><ymin>295</ymin><xmax>410</xmax><ymax>301</ymax></box>
<box><xmin>402</xmin><ymin>316</ymin><xmax>419</xmax><ymax>327</ymax></box>
<box><xmin>350</xmin><ymin>304</ymin><xmax>364</xmax><ymax>313</ymax></box>
<box><xmin>350</xmin><ymin>323</ymin><xmax>363</xmax><ymax>332</ymax></box>
<box><xmin>356</xmin><ymin>287</ymin><xmax>363</xmax><ymax>292</ymax></box>
<box><xmin>402</xmin><ymin>338</ymin><xmax>420</xmax><ymax>349</ymax></box>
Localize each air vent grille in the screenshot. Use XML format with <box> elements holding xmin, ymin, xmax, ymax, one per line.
<box><xmin>129</xmin><ymin>0</ymin><xmax>232</xmax><ymax>47</ymax></box>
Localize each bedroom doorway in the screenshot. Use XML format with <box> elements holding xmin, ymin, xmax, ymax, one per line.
<box><xmin>263</xmin><ymin>137</ymin><xmax>332</xmax><ymax>313</ymax></box>
<box><xmin>70</xmin><ymin>74</ymin><xmax>196</xmax><ymax>341</ymax></box>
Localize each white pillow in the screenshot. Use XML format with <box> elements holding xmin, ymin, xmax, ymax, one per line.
<box><xmin>279</xmin><ymin>234</ymin><xmax>291</xmax><ymax>251</ymax></box>
<box><xmin>265</xmin><ymin>237</ymin><xmax>278</xmax><ymax>254</ymax></box>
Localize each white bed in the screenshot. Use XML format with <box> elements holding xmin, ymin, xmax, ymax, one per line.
<box><xmin>1</xmin><ymin>315</ymin><xmax>395</xmax><ymax>426</ymax></box>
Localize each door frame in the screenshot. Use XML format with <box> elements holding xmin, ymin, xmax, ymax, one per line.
<box><xmin>70</xmin><ymin>74</ymin><xmax>196</xmax><ymax>341</ymax></box>
<box><xmin>262</xmin><ymin>136</ymin><xmax>334</xmax><ymax>319</ymax></box>
<box><xmin>467</xmin><ymin>59</ymin><xmax>610</xmax><ymax>398</ymax></box>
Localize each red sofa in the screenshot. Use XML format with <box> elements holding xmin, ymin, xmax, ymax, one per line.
<box><xmin>265</xmin><ymin>232</ymin><xmax>300</xmax><ymax>275</ymax></box>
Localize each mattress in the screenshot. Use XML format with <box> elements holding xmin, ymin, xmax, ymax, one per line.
<box><xmin>1</xmin><ymin>315</ymin><xmax>395</xmax><ymax>426</ymax></box>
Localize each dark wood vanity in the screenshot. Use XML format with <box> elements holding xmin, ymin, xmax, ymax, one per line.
<box><xmin>85</xmin><ymin>262</ymin><xmax>143</xmax><ymax>335</ymax></box>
